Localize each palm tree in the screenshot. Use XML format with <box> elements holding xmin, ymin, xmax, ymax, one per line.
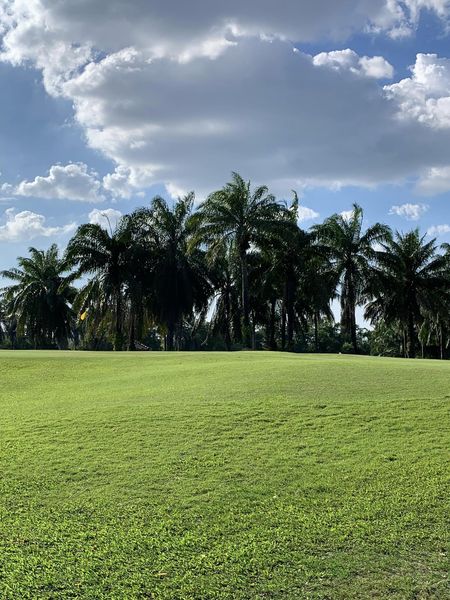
<box><xmin>195</xmin><ymin>172</ymin><xmax>291</xmax><ymax>347</ymax></box>
<box><xmin>1</xmin><ymin>244</ymin><xmax>76</xmax><ymax>348</ymax></box>
<box><xmin>66</xmin><ymin>219</ymin><xmax>133</xmax><ymax>351</ymax></box>
<box><xmin>205</xmin><ymin>240</ymin><xmax>240</xmax><ymax>351</ymax></box>
<box><xmin>0</xmin><ymin>299</ymin><xmax>16</xmax><ymax>347</ymax></box>
<box><xmin>261</xmin><ymin>193</ymin><xmax>308</xmax><ymax>351</ymax></box>
<box><xmin>312</xmin><ymin>204</ymin><xmax>390</xmax><ymax>353</ymax></box>
<box><xmin>132</xmin><ymin>193</ymin><xmax>212</xmax><ymax>350</ymax></box>
<box><xmin>0</xmin><ymin>300</ymin><xmax>6</xmax><ymax>345</ymax></box>
<box><xmin>365</xmin><ymin>229</ymin><xmax>450</xmax><ymax>358</ymax></box>
<box><xmin>299</xmin><ymin>254</ymin><xmax>337</xmax><ymax>352</ymax></box>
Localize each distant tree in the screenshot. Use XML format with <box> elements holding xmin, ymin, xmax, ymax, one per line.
<box><xmin>132</xmin><ymin>193</ymin><xmax>212</xmax><ymax>350</ymax></box>
<box><xmin>195</xmin><ymin>172</ymin><xmax>291</xmax><ymax>348</ymax></box>
<box><xmin>368</xmin><ymin>322</ymin><xmax>404</xmax><ymax>357</ymax></box>
<box><xmin>298</xmin><ymin>254</ymin><xmax>337</xmax><ymax>353</ymax></box>
<box><xmin>205</xmin><ymin>240</ymin><xmax>240</xmax><ymax>351</ymax></box>
<box><xmin>1</xmin><ymin>244</ymin><xmax>76</xmax><ymax>349</ymax></box>
<box><xmin>265</xmin><ymin>193</ymin><xmax>307</xmax><ymax>351</ymax></box>
<box><xmin>66</xmin><ymin>220</ymin><xmax>133</xmax><ymax>351</ymax></box>
<box><xmin>312</xmin><ymin>204</ymin><xmax>390</xmax><ymax>353</ymax></box>
<box><xmin>365</xmin><ymin>230</ymin><xmax>450</xmax><ymax>358</ymax></box>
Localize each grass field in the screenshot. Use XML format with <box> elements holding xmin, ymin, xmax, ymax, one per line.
<box><xmin>0</xmin><ymin>351</ymin><xmax>449</xmax><ymax>599</ymax></box>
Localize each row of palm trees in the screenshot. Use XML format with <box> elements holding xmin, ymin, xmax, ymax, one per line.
<box><xmin>1</xmin><ymin>173</ymin><xmax>449</xmax><ymax>357</ymax></box>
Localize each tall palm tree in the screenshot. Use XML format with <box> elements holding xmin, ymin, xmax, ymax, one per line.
<box><xmin>66</xmin><ymin>219</ymin><xmax>133</xmax><ymax>351</ymax></box>
<box><xmin>195</xmin><ymin>172</ymin><xmax>291</xmax><ymax>347</ymax></box>
<box><xmin>0</xmin><ymin>298</ymin><xmax>17</xmax><ymax>348</ymax></box>
<box><xmin>312</xmin><ymin>204</ymin><xmax>390</xmax><ymax>353</ymax></box>
<box><xmin>205</xmin><ymin>240</ymin><xmax>240</xmax><ymax>351</ymax></box>
<box><xmin>365</xmin><ymin>229</ymin><xmax>450</xmax><ymax>358</ymax></box>
<box><xmin>0</xmin><ymin>299</ymin><xmax>6</xmax><ymax>345</ymax></box>
<box><xmin>249</xmin><ymin>248</ymin><xmax>281</xmax><ymax>350</ymax></box>
<box><xmin>132</xmin><ymin>193</ymin><xmax>212</xmax><ymax>350</ymax></box>
<box><xmin>1</xmin><ymin>244</ymin><xmax>76</xmax><ymax>348</ymax></box>
<box><xmin>260</xmin><ymin>193</ymin><xmax>308</xmax><ymax>351</ymax></box>
<box><xmin>298</xmin><ymin>255</ymin><xmax>337</xmax><ymax>352</ymax></box>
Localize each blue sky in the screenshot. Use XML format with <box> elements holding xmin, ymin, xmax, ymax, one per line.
<box><xmin>1</xmin><ymin>0</ymin><xmax>450</xmax><ymax>274</ymax></box>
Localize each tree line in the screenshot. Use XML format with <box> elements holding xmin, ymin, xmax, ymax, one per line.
<box><xmin>1</xmin><ymin>173</ymin><xmax>449</xmax><ymax>358</ymax></box>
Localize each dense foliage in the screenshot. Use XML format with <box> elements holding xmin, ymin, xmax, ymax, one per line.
<box><xmin>1</xmin><ymin>174</ymin><xmax>450</xmax><ymax>357</ymax></box>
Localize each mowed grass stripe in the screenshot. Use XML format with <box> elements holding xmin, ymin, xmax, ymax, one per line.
<box><xmin>0</xmin><ymin>352</ymin><xmax>448</xmax><ymax>599</ymax></box>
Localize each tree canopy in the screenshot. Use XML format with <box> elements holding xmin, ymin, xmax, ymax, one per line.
<box><xmin>1</xmin><ymin>174</ymin><xmax>449</xmax><ymax>358</ymax></box>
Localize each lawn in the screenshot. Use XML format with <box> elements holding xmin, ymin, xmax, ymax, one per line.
<box><xmin>0</xmin><ymin>351</ymin><xmax>448</xmax><ymax>599</ymax></box>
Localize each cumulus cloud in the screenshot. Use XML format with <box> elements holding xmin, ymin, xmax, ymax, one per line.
<box><xmin>416</xmin><ymin>165</ymin><xmax>450</xmax><ymax>195</ymax></box>
<box><xmin>385</xmin><ymin>53</ymin><xmax>450</xmax><ymax>129</ymax></box>
<box><xmin>165</xmin><ymin>182</ymin><xmax>189</xmax><ymax>200</ymax></box>
<box><xmin>14</xmin><ymin>163</ymin><xmax>104</xmax><ymax>202</ymax></box>
<box><xmin>102</xmin><ymin>167</ymin><xmax>136</xmax><ymax>199</ymax></box>
<box><xmin>88</xmin><ymin>208</ymin><xmax>123</xmax><ymax>230</ymax></box>
<box><xmin>102</xmin><ymin>165</ymin><xmax>151</xmax><ymax>199</ymax></box>
<box><xmin>0</xmin><ymin>208</ymin><xmax>76</xmax><ymax>241</ymax></box>
<box><xmin>1</xmin><ymin>0</ymin><xmax>447</xmax><ymax>88</ymax></box>
<box><xmin>313</xmin><ymin>49</ymin><xmax>394</xmax><ymax>79</ymax></box>
<box><xmin>1</xmin><ymin>2</ymin><xmax>450</xmax><ymax>198</ymax></box>
<box><xmin>0</xmin><ymin>1</ymin><xmax>448</xmax><ymax>107</ymax></box>
<box><xmin>58</xmin><ymin>39</ymin><xmax>450</xmax><ymax>196</ymax></box>
<box><xmin>389</xmin><ymin>203</ymin><xmax>428</xmax><ymax>220</ymax></box>
<box><xmin>297</xmin><ymin>205</ymin><xmax>320</xmax><ymax>222</ymax></box>
<box><xmin>427</xmin><ymin>223</ymin><xmax>450</xmax><ymax>236</ymax></box>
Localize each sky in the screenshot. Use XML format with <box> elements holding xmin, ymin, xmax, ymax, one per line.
<box><xmin>1</xmin><ymin>0</ymin><xmax>450</xmax><ymax>274</ymax></box>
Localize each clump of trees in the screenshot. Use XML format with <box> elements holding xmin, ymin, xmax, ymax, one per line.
<box><xmin>1</xmin><ymin>173</ymin><xmax>450</xmax><ymax>358</ymax></box>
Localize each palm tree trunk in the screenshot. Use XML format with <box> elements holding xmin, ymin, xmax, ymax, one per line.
<box><xmin>341</xmin><ymin>272</ymin><xmax>358</xmax><ymax>353</ymax></box>
<box><xmin>167</xmin><ymin>321</ymin><xmax>175</xmax><ymax>351</ymax></box>
<box><xmin>406</xmin><ymin>312</ymin><xmax>416</xmax><ymax>358</ymax></box>
<box><xmin>281</xmin><ymin>296</ymin><xmax>287</xmax><ymax>351</ymax></box>
<box><xmin>131</xmin><ymin>288</ymin><xmax>143</xmax><ymax>351</ymax></box>
<box><xmin>350</xmin><ymin>306</ymin><xmax>358</xmax><ymax>354</ymax></box>
<box><xmin>128</xmin><ymin>314</ymin><xmax>136</xmax><ymax>351</ymax></box>
<box><xmin>224</xmin><ymin>327</ymin><xmax>232</xmax><ymax>351</ymax></box>
<box><xmin>224</xmin><ymin>283</ymin><xmax>232</xmax><ymax>351</ymax></box>
<box><xmin>268</xmin><ymin>297</ymin><xmax>277</xmax><ymax>350</ymax></box>
<box><xmin>286</xmin><ymin>275</ymin><xmax>295</xmax><ymax>352</ymax></box>
<box><xmin>240</xmin><ymin>250</ymin><xmax>251</xmax><ymax>348</ymax></box>
<box><xmin>114</xmin><ymin>293</ymin><xmax>124</xmax><ymax>351</ymax></box>
<box><xmin>251</xmin><ymin>310</ymin><xmax>256</xmax><ymax>350</ymax></box>
<box><xmin>314</xmin><ymin>312</ymin><xmax>319</xmax><ymax>353</ymax></box>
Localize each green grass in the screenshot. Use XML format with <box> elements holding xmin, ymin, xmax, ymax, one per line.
<box><xmin>0</xmin><ymin>351</ymin><xmax>449</xmax><ymax>599</ymax></box>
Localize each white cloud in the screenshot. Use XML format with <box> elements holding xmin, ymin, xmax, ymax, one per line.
<box><xmin>102</xmin><ymin>165</ymin><xmax>151</xmax><ymax>199</ymax></box>
<box><xmin>88</xmin><ymin>208</ymin><xmax>122</xmax><ymax>230</ymax></box>
<box><xmin>389</xmin><ymin>202</ymin><xmax>428</xmax><ymax>220</ymax></box>
<box><xmin>102</xmin><ymin>166</ymin><xmax>135</xmax><ymax>199</ymax></box>
<box><xmin>370</xmin><ymin>0</ymin><xmax>450</xmax><ymax>38</ymax></box>
<box><xmin>297</xmin><ymin>205</ymin><xmax>320</xmax><ymax>222</ymax></box>
<box><xmin>0</xmin><ymin>208</ymin><xmax>76</xmax><ymax>241</ymax></box>
<box><xmin>165</xmin><ymin>182</ymin><xmax>189</xmax><ymax>200</ymax></box>
<box><xmin>416</xmin><ymin>165</ymin><xmax>450</xmax><ymax>195</ymax></box>
<box><xmin>52</xmin><ymin>39</ymin><xmax>450</xmax><ymax>197</ymax></box>
<box><xmin>1</xmin><ymin>183</ymin><xmax>14</xmax><ymax>195</ymax></box>
<box><xmin>1</xmin><ymin>2</ymin><xmax>448</xmax><ymax>85</ymax></box>
<box><xmin>359</xmin><ymin>55</ymin><xmax>394</xmax><ymax>79</ymax></box>
<box><xmin>1</xmin><ymin>2</ymin><xmax>450</xmax><ymax>198</ymax></box>
<box><xmin>340</xmin><ymin>209</ymin><xmax>355</xmax><ymax>221</ymax></box>
<box><xmin>385</xmin><ymin>54</ymin><xmax>450</xmax><ymax>129</ymax></box>
<box><xmin>313</xmin><ymin>49</ymin><xmax>394</xmax><ymax>79</ymax></box>
<box><xmin>427</xmin><ymin>224</ymin><xmax>450</xmax><ymax>236</ymax></box>
<box><xmin>15</xmin><ymin>163</ymin><xmax>104</xmax><ymax>203</ymax></box>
